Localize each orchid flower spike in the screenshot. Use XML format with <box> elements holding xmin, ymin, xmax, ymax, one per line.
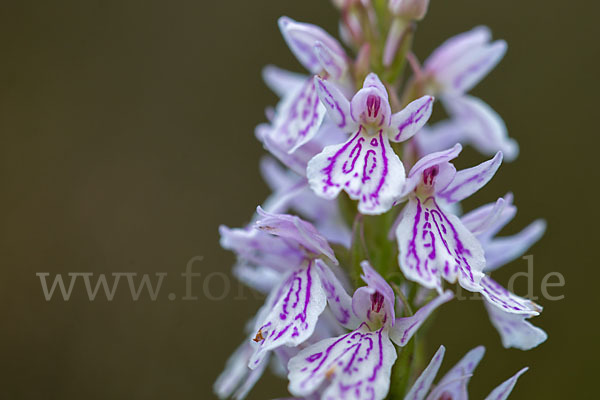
<box><xmin>288</xmin><ymin>261</ymin><xmax>453</xmax><ymax>400</ymax></box>
<box><xmin>308</xmin><ymin>73</ymin><xmax>434</xmax><ymax>214</ymax></box>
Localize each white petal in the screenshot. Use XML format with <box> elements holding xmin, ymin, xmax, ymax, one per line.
<box><xmin>483</xmin><ymin>219</ymin><xmax>546</xmax><ymax>272</ymax></box>
<box><xmin>314</xmin><ymin>40</ymin><xmax>348</xmax><ymax>80</ymax></box>
<box><xmin>485</xmin><ymin>302</ymin><xmax>547</xmax><ymax>350</ymax></box>
<box><xmin>249</xmin><ymin>261</ymin><xmax>327</xmax><ymax>369</ymax></box>
<box><xmin>389</xmin><ymin>96</ymin><xmax>434</xmax><ymax>142</ymax></box>
<box><xmin>484</xmin><ymin>367</ymin><xmax>528</xmax><ymax>400</ymax></box>
<box><xmin>396</xmin><ymin>198</ymin><xmax>485</xmax><ymax>293</ymax></box>
<box><xmin>404</xmin><ymin>345</ymin><xmax>445</xmax><ymax>400</ymax></box>
<box><xmin>479</xmin><ymin>276</ymin><xmax>542</xmax><ymax>316</ymax></box>
<box><xmin>279</xmin><ymin>16</ymin><xmax>347</xmax><ymax>74</ymax></box>
<box><xmin>314</xmin><ymin>76</ymin><xmax>353</xmax><ymax>131</ymax></box>
<box><xmin>307</xmin><ymin>129</ymin><xmax>405</xmax><ymax>215</ymax></box>
<box><xmin>314</xmin><ymin>259</ymin><xmax>360</xmax><ymax>329</ymax></box>
<box><xmin>268</xmin><ymin>76</ymin><xmax>326</xmax><ymax>154</ymax></box>
<box><xmin>262</xmin><ymin>65</ymin><xmax>308</xmax><ymax>98</ymax></box>
<box><xmin>460</xmin><ymin>193</ymin><xmax>516</xmax><ymax>238</ymax></box>
<box><xmin>437</xmin><ymin>151</ymin><xmax>503</xmax><ymax>204</ymax></box>
<box><xmin>444</xmin><ymin>95</ymin><xmax>519</xmax><ymax>161</ymax></box>
<box><xmin>288</xmin><ymin>325</ymin><xmax>397</xmax><ymax>400</ymax></box>
<box><xmin>426</xmin><ymin>346</ymin><xmax>485</xmax><ymax>400</ymax></box>
<box><xmin>214</xmin><ymin>341</ymin><xmax>268</xmax><ymax>400</ymax></box>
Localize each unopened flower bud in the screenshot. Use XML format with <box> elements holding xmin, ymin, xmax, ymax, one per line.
<box><xmin>389</xmin><ymin>0</ymin><xmax>430</xmax><ymax>20</ymax></box>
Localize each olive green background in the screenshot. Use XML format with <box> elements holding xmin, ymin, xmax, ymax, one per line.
<box><xmin>0</xmin><ymin>0</ymin><xmax>596</xmax><ymax>398</ymax></box>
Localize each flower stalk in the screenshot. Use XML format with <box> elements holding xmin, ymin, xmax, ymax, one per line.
<box><xmin>214</xmin><ymin>1</ymin><xmax>548</xmax><ymax>399</ymax></box>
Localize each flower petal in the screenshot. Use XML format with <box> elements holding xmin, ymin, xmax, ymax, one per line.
<box><xmin>484</xmin><ymin>367</ymin><xmax>528</xmax><ymax>400</ymax></box>
<box><xmin>350</xmin><ymin>73</ymin><xmax>391</xmax><ymax>127</ymax></box>
<box><xmin>314</xmin><ymin>259</ymin><xmax>360</xmax><ymax>329</ymax></box>
<box><xmin>314</xmin><ymin>76</ymin><xmax>353</xmax><ymax>130</ymax></box>
<box><xmin>426</xmin><ymin>346</ymin><xmax>485</xmax><ymax>400</ymax></box>
<box><xmin>288</xmin><ymin>325</ymin><xmax>397</xmax><ymax>400</ymax></box>
<box><xmin>424</xmin><ymin>26</ymin><xmax>491</xmax><ymax>75</ymax></box>
<box><xmin>404</xmin><ymin>345</ymin><xmax>445</xmax><ymax>400</ymax></box>
<box><xmin>268</xmin><ymin>76</ymin><xmax>327</xmax><ymax>154</ymax></box>
<box><xmin>437</xmin><ymin>151</ymin><xmax>503</xmax><ymax>204</ymax></box>
<box><xmin>314</xmin><ymin>41</ymin><xmax>348</xmax><ymax>80</ymax></box>
<box><xmin>219</xmin><ymin>226</ymin><xmax>304</xmax><ymax>273</ymax></box>
<box><xmin>461</xmin><ymin>195</ymin><xmax>509</xmax><ymax>236</ymax></box>
<box><xmin>389</xmin><ymin>96</ymin><xmax>434</xmax><ymax>142</ymax></box>
<box><xmin>413</xmin><ymin>120</ymin><xmax>466</xmax><ymax>156</ymax></box>
<box><xmin>255</xmin><ymin>207</ymin><xmax>338</xmax><ymax>264</ymax></box>
<box><xmin>250</xmin><ymin>261</ymin><xmax>327</xmax><ymax>369</ymax></box>
<box><xmin>485</xmin><ymin>302</ymin><xmax>547</xmax><ymax>350</ymax></box>
<box><xmin>389</xmin><ymin>290</ymin><xmax>453</xmax><ymax>346</ymax></box>
<box><xmin>214</xmin><ymin>341</ymin><xmax>268</xmax><ymax>400</ymax></box>
<box><xmin>479</xmin><ymin>276</ymin><xmax>542</xmax><ymax>316</ymax></box>
<box><xmin>233</xmin><ymin>262</ymin><xmax>282</xmax><ymax>294</ymax></box>
<box><xmin>482</xmin><ymin>219</ymin><xmax>546</xmax><ymax>272</ymax></box>
<box><xmin>438</xmin><ymin>39</ymin><xmax>507</xmax><ymax>94</ymax></box>
<box><xmin>351</xmin><ymin>261</ymin><xmax>397</xmax><ymax>328</ymax></box>
<box><xmin>262</xmin><ymin>65</ymin><xmax>308</xmax><ymax>98</ymax></box>
<box><xmin>403</xmin><ymin>144</ymin><xmax>462</xmax><ymax>197</ymax></box>
<box><xmin>279</xmin><ymin>16</ymin><xmax>347</xmax><ymax>74</ymax></box>
<box><xmin>443</xmin><ymin>95</ymin><xmax>519</xmax><ymax>161</ymax></box>
<box><xmin>396</xmin><ymin>197</ymin><xmax>485</xmax><ymax>293</ymax></box>
<box><xmin>307</xmin><ymin>128</ymin><xmax>405</xmax><ymax>214</ymax></box>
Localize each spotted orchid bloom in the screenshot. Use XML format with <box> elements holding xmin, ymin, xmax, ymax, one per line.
<box><xmin>395</xmin><ymin>144</ymin><xmax>542</xmax><ymax>319</ymax></box>
<box><xmin>405</xmin><ymin>345</ymin><xmax>529</xmax><ymax>400</ymax></box>
<box><xmin>416</xmin><ymin>26</ymin><xmax>518</xmax><ymax>161</ymax></box>
<box><xmin>307</xmin><ymin>73</ymin><xmax>434</xmax><ymax>214</ymax></box>
<box><xmin>395</xmin><ymin>143</ymin><xmax>499</xmax><ymax>293</ymax></box>
<box><xmin>246</xmin><ymin>208</ymin><xmax>346</xmax><ymax>369</ymax></box>
<box><xmin>287</xmin><ymin>261</ymin><xmax>454</xmax><ymax>400</ymax></box>
<box><xmin>461</xmin><ymin>194</ymin><xmax>548</xmax><ymax>350</ymax></box>
<box><xmin>260</xmin><ymin>17</ymin><xmax>353</xmax><ymax>155</ymax></box>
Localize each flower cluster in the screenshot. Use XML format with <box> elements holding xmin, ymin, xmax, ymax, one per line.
<box><xmin>215</xmin><ymin>1</ymin><xmax>546</xmax><ymax>399</ymax></box>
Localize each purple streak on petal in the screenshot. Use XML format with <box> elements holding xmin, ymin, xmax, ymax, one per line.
<box><xmin>287</xmin><ymin>324</ymin><xmax>396</xmax><ymax>399</ymax></box>
<box><xmin>249</xmin><ymin>261</ymin><xmax>326</xmax><ymax>369</ymax></box>
<box><xmin>390</xmin><ymin>96</ymin><xmax>434</xmax><ymax>142</ymax></box>
<box><xmin>438</xmin><ymin>151</ymin><xmax>503</xmax><ymax>203</ymax></box>
<box><xmin>307</xmin><ymin>128</ymin><xmax>405</xmax><ymax>215</ymax></box>
<box><xmin>314</xmin><ymin>76</ymin><xmax>350</xmax><ymax>129</ymax></box>
<box><xmin>397</xmin><ymin>197</ymin><xmax>485</xmax><ymax>293</ymax></box>
<box><xmin>479</xmin><ymin>275</ymin><xmax>542</xmax><ymax>315</ymax></box>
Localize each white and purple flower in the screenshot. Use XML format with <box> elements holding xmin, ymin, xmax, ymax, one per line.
<box><xmin>287</xmin><ymin>261</ymin><xmax>453</xmax><ymax>400</ymax></box>
<box><xmin>395</xmin><ymin>144</ymin><xmax>542</xmax><ymax>317</ymax></box>
<box><xmin>307</xmin><ymin>72</ymin><xmax>434</xmax><ymax>214</ymax></box>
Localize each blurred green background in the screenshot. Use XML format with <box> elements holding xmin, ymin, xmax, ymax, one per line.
<box><xmin>0</xmin><ymin>0</ymin><xmax>597</xmax><ymax>398</ymax></box>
